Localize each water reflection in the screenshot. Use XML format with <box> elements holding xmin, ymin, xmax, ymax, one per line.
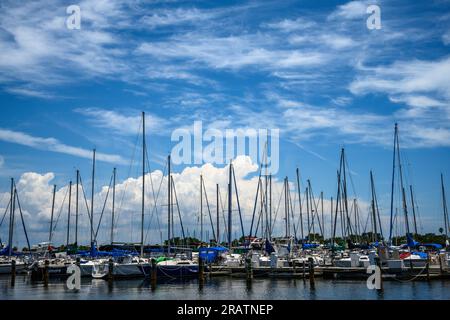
<box><xmin>0</xmin><ymin>275</ymin><xmax>449</xmax><ymax>300</ymax></box>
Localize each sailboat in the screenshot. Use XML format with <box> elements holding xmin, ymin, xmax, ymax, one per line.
<box><xmin>0</xmin><ymin>178</ymin><xmax>30</xmax><ymax>274</ymax></box>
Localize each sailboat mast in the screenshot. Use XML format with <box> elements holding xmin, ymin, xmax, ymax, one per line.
<box><xmin>8</xmin><ymin>178</ymin><xmax>14</xmax><ymax>257</ymax></box>
<box><xmin>91</xmin><ymin>149</ymin><xmax>96</xmax><ymax>247</ymax></box>
<box><xmin>111</xmin><ymin>167</ymin><xmax>116</xmax><ymax>245</ymax></box>
<box><xmin>200</xmin><ymin>175</ymin><xmax>203</xmax><ymax>243</ymax></box>
<box><xmin>75</xmin><ymin>170</ymin><xmax>79</xmax><ymax>246</ymax></box>
<box><xmin>409</xmin><ymin>185</ymin><xmax>418</xmax><ymax>235</ymax></box>
<box><xmin>321</xmin><ymin>192</ymin><xmax>324</xmax><ymax>240</ymax></box>
<box><xmin>389</xmin><ymin>123</ymin><xmax>397</xmax><ymax>242</ymax></box>
<box><xmin>284</xmin><ymin>177</ymin><xmax>288</xmax><ymax>237</ymax></box>
<box><xmin>228</xmin><ymin>161</ymin><xmax>232</xmax><ymax>249</ymax></box>
<box><xmin>141</xmin><ymin>112</ymin><xmax>145</xmax><ymax>257</ymax></box>
<box><xmin>216</xmin><ymin>184</ymin><xmax>219</xmax><ymax>244</ymax></box>
<box><xmin>370</xmin><ymin>171</ymin><xmax>378</xmax><ymax>242</ymax></box>
<box><xmin>66</xmin><ymin>181</ymin><xmax>72</xmax><ymax>247</ymax></box>
<box><xmin>441</xmin><ymin>174</ymin><xmax>449</xmax><ymax>240</ymax></box>
<box><xmin>269</xmin><ymin>174</ymin><xmax>272</xmax><ymax>240</ymax></box>
<box><xmin>306</xmin><ymin>186</ymin><xmax>310</xmax><ymax>239</ymax></box>
<box><xmin>395</xmin><ymin>126</ymin><xmax>410</xmax><ymax>236</ymax></box>
<box><xmin>167</xmin><ymin>154</ymin><xmax>171</xmax><ymax>254</ymax></box>
<box><xmin>49</xmin><ymin>184</ymin><xmax>56</xmax><ymax>243</ymax></box>
<box><xmin>296</xmin><ymin>168</ymin><xmax>303</xmax><ymax>241</ymax></box>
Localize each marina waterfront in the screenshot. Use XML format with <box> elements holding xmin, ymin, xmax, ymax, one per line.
<box><xmin>1</xmin><ymin>275</ymin><xmax>449</xmax><ymax>300</ymax></box>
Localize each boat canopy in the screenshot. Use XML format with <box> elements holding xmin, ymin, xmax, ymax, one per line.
<box><xmin>0</xmin><ymin>245</ymin><xmax>22</xmax><ymax>256</ymax></box>
<box><xmin>199</xmin><ymin>246</ymin><xmax>228</xmax><ymax>263</ymax></box>
<box><xmin>405</xmin><ymin>233</ymin><xmax>443</xmax><ymax>250</ymax></box>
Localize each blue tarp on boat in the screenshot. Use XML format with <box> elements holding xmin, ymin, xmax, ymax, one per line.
<box><xmin>265</xmin><ymin>239</ymin><xmax>275</xmax><ymax>254</ymax></box>
<box><xmin>405</xmin><ymin>233</ymin><xmax>443</xmax><ymax>250</ymax></box>
<box><xmin>302</xmin><ymin>243</ymin><xmax>319</xmax><ymax>249</ymax></box>
<box><xmin>199</xmin><ymin>246</ymin><xmax>228</xmax><ymax>263</ymax></box>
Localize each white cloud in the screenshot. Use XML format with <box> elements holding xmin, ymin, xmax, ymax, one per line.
<box><xmin>328</xmin><ymin>1</ymin><xmax>371</xmax><ymax>20</ymax></box>
<box><xmin>136</xmin><ymin>33</ymin><xmax>328</xmax><ymax>71</ymax></box>
<box><xmin>0</xmin><ymin>128</ymin><xmax>125</xmax><ymax>164</ymax></box>
<box><xmin>2</xmin><ymin>156</ymin><xmax>377</xmax><ymax>247</ymax></box>
<box><xmin>0</xmin><ymin>155</ymin><xmax>4</xmax><ymax>168</ymax></box>
<box><xmin>263</xmin><ymin>18</ymin><xmax>316</xmax><ymax>32</ymax></box>
<box><xmin>320</xmin><ymin>35</ymin><xmax>356</xmax><ymax>50</ymax></box>
<box><xmin>442</xmin><ymin>30</ymin><xmax>450</xmax><ymax>45</ymax></box>
<box><xmin>350</xmin><ymin>57</ymin><xmax>450</xmax><ymax>98</ymax></box>
<box><xmin>74</xmin><ymin>108</ymin><xmax>168</xmax><ymax>136</ymax></box>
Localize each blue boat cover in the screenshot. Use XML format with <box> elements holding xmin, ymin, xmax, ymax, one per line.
<box><xmin>199</xmin><ymin>246</ymin><xmax>228</xmax><ymax>263</ymax></box>
<box><xmin>265</xmin><ymin>239</ymin><xmax>275</xmax><ymax>254</ymax></box>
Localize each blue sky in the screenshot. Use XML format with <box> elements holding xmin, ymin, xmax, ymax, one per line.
<box><xmin>0</xmin><ymin>0</ymin><xmax>450</xmax><ymax>246</ymax></box>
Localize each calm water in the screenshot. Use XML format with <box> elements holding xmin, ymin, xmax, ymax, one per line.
<box><xmin>1</xmin><ymin>275</ymin><xmax>449</xmax><ymax>300</ymax></box>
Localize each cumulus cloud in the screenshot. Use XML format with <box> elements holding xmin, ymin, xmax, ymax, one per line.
<box><xmin>0</xmin><ymin>156</ymin><xmax>375</xmax><ymax>248</ymax></box>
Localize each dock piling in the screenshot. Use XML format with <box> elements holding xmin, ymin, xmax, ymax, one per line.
<box><xmin>199</xmin><ymin>256</ymin><xmax>205</xmax><ymax>288</ymax></box>
<box><xmin>108</xmin><ymin>259</ymin><xmax>114</xmax><ymax>282</ymax></box>
<box><xmin>43</xmin><ymin>260</ymin><xmax>49</xmax><ymax>286</ymax></box>
<box><xmin>308</xmin><ymin>257</ymin><xmax>315</xmax><ymax>288</ymax></box>
<box><xmin>151</xmin><ymin>258</ymin><xmax>157</xmax><ymax>290</ymax></box>
<box><xmin>245</xmin><ymin>256</ymin><xmax>253</xmax><ymax>281</ymax></box>
<box><xmin>10</xmin><ymin>259</ymin><xmax>16</xmax><ymax>286</ymax></box>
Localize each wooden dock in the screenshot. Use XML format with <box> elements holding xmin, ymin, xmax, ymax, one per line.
<box><xmin>208</xmin><ymin>266</ymin><xmax>322</xmax><ymax>279</ymax></box>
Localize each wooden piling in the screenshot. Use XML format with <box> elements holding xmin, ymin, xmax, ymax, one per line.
<box><xmin>308</xmin><ymin>257</ymin><xmax>315</xmax><ymax>288</ymax></box>
<box><xmin>10</xmin><ymin>259</ymin><xmax>16</xmax><ymax>287</ymax></box>
<box><xmin>108</xmin><ymin>258</ymin><xmax>114</xmax><ymax>281</ymax></box>
<box><xmin>245</xmin><ymin>256</ymin><xmax>253</xmax><ymax>281</ymax></box>
<box><xmin>199</xmin><ymin>256</ymin><xmax>205</xmax><ymax>285</ymax></box>
<box><xmin>43</xmin><ymin>260</ymin><xmax>49</xmax><ymax>286</ymax></box>
<box><xmin>151</xmin><ymin>258</ymin><xmax>157</xmax><ymax>290</ymax></box>
<box><xmin>426</xmin><ymin>256</ymin><xmax>430</xmax><ymax>281</ymax></box>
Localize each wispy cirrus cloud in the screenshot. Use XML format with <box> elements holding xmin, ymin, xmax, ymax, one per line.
<box><xmin>73</xmin><ymin>108</ymin><xmax>169</xmax><ymax>136</ymax></box>
<box><xmin>0</xmin><ymin>128</ymin><xmax>126</xmax><ymax>164</ymax></box>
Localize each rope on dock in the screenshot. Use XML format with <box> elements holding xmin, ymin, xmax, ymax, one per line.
<box><xmin>391</xmin><ymin>263</ymin><xmax>429</xmax><ymax>283</ymax></box>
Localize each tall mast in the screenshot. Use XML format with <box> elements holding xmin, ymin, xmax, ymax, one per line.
<box><xmin>8</xmin><ymin>178</ymin><xmax>14</xmax><ymax>257</ymax></box>
<box><xmin>396</xmin><ymin>125</ymin><xmax>410</xmax><ymax>235</ymax></box>
<box><xmin>389</xmin><ymin>123</ymin><xmax>397</xmax><ymax>242</ymax></box>
<box><xmin>296</xmin><ymin>169</ymin><xmax>303</xmax><ymax>241</ymax></box>
<box><xmin>269</xmin><ymin>174</ymin><xmax>272</xmax><ymax>240</ymax></box>
<box><xmin>441</xmin><ymin>174</ymin><xmax>449</xmax><ymax>240</ymax></box>
<box><xmin>200</xmin><ymin>175</ymin><xmax>203</xmax><ymax>243</ymax></box>
<box><xmin>370</xmin><ymin>171</ymin><xmax>378</xmax><ymax>242</ymax></box>
<box><xmin>321</xmin><ymin>191</ymin><xmax>324</xmax><ymax>240</ymax></box>
<box><xmin>228</xmin><ymin>160</ymin><xmax>232</xmax><ymax>249</ymax></box>
<box><xmin>409</xmin><ymin>185</ymin><xmax>418</xmax><ymax>235</ymax></box>
<box><xmin>167</xmin><ymin>154</ymin><xmax>171</xmax><ymax>254</ymax></box>
<box><xmin>341</xmin><ymin>148</ymin><xmax>353</xmax><ymax>238</ymax></box>
<box><xmin>91</xmin><ymin>149</ymin><xmax>96</xmax><ymax>247</ymax></box>
<box><xmin>141</xmin><ymin>112</ymin><xmax>145</xmax><ymax>257</ymax></box>
<box><xmin>306</xmin><ymin>186</ymin><xmax>310</xmax><ymax>239</ymax></box>
<box><xmin>49</xmin><ymin>184</ymin><xmax>56</xmax><ymax>243</ymax></box>
<box><xmin>216</xmin><ymin>184</ymin><xmax>219</xmax><ymax>243</ymax></box>
<box><xmin>66</xmin><ymin>181</ymin><xmax>72</xmax><ymax>247</ymax></box>
<box><xmin>330</xmin><ymin>196</ymin><xmax>333</xmax><ymax>245</ymax></box>
<box><xmin>75</xmin><ymin>170</ymin><xmax>79</xmax><ymax>246</ymax></box>
<box><xmin>111</xmin><ymin>168</ymin><xmax>116</xmax><ymax>245</ymax></box>
<box><xmin>284</xmin><ymin>178</ymin><xmax>287</xmax><ymax>237</ymax></box>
